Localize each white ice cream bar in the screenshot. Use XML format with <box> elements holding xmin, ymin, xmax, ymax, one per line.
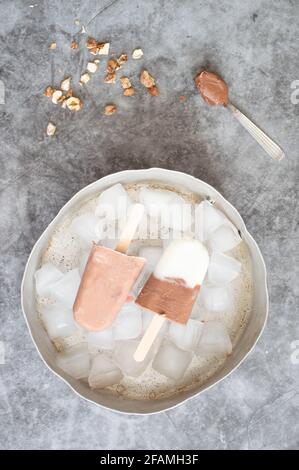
<box><xmin>153</xmin><ymin>239</ymin><xmax>210</xmax><ymax>288</ymax></box>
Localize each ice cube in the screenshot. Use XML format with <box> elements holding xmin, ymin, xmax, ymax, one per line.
<box><xmin>197</xmin><ymin>321</ymin><xmax>232</xmax><ymax>355</ymax></box>
<box><xmin>41</xmin><ymin>304</ymin><xmax>78</xmax><ymax>339</ymax></box>
<box><xmin>48</xmin><ymin>269</ymin><xmax>81</xmax><ymax>308</ymax></box>
<box><xmin>168</xmin><ymin>319</ymin><xmax>204</xmax><ymax>351</ymax></box>
<box><xmin>200</xmin><ymin>284</ymin><xmax>233</xmax><ymax>312</ymax></box>
<box><xmin>56</xmin><ymin>343</ymin><xmax>90</xmax><ymax>379</ymax></box>
<box><xmin>70</xmin><ymin>213</ymin><xmax>99</xmax><ymax>247</ymax></box>
<box><xmin>88</xmin><ymin>354</ymin><xmax>123</xmax><ymax>389</ymax></box>
<box><xmin>208</xmin><ymin>252</ymin><xmax>241</xmax><ymax>285</ymax></box>
<box><xmin>195</xmin><ymin>201</ymin><xmax>227</xmax><ymax>241</ymax></box>
<box><xmin>113</xmin><ymin>302</ymin><xmax>142</xmax><ymax>340</ymax></box>
<box><xmin>113</xmin><ymin>339</ymin><xmax>153</xmax><ymax>377</ymax></box>
<box><xmin>95</xmin><ymin>183</ymin><xmax>132</xmax><ymax>221</ymax></box>
<box><xmin>78</xmin><ymin>250</ymin><xmax>90</xmax><ymax>276</ymax></box>
<box><xmin>139</xmin><ymin>187</ymin><xmax>191</xmax><ymax>232</ymax></box>
<box><xmin>138</xmin><ymin>246</ymin><xmax>163</xmax><ymax>275</ymax></box>
<box><xmin>35</xmin><ymin>263</ymin><xmax>63</xmax><ymax>297</ymax></box>
<box><xmin>87</xmin><ymin>328</ymin><xmax>114</xmax><ymax>350</ymax></box>
<box><xmin>152</xmin><ymin>340</ymin><xmax>192</xmax><ymax>380</ymax></box>
<box><xmin>209</xmin><ymin>225</ymin><xmax>241</xmax><ymax>252</ymax></box>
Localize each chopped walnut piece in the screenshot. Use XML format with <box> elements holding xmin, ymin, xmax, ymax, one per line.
<box><xmin>66</xmin><ymin>96</ymin><xmax>83</xmax><ymax>111</ymax></box>
<box><xmin>148</xmin><ymin>86</ymin><xmax>159</xmax><ymax>96</ymax></box>
<box><xmin>46</xmin><ymin>122</ymin><xmax>56</xmax><ymax>136</ymax></box>
<box><xmin>107</xmin><ymin>59</ymin><xmax>119</xmax><ymax>73</ymax></box>
<box><xmin>132</xmin><ymin>48</ymin><xmax>143</xmax><ymax>59</ymax></box>
<box><xmin>66</xmin><ymin>89</ymin><xmax>73</xmax><ymax>98</ymax></box>
<box><xmin>123</xmin><ymin>87</ymin><xmax>135</xmax><ymax>96</ymax></box>
<box><xmin>52</xmin><ymin>90</ymin><xmax>63</xmax><ymax>104</ymax></box>
<box><xmin>98</xmin><ymin>42</ymin><xmax>110</xmax><ymax>55</ymax></box>
<box><xmin>117</xmin><ymin>53</ymin><xmax>128</xmax><ymax>66</ymax></box>
<box><xmin>80</xmin><ymin>72</ymin><xmax>90</xmax><ymax>86</ymax></box>
<box><xmin>71</xmin><ymin>40</ymin><xmax>78</xmax><ymax>50</ymax></box>
<box><xmin>140</xmin><ymin>70</ymin><xmax>155</xmax><ymax>88</ymax></box>
<box><xmin>86</xmin><ymin>37</ymin><xmax>97</xmax><ymax>49</ymax></box>
<box><xmin>49</xmin><ymin>42</ymin><xmax>57</xmax><ymax>50</ymax></box>
<box><xmin>44</xmin><ymin>86</ymin><xmax>54</xmax><ymax>97</ymax></box>
<box><xmin>120</xmin><ymin>76</ymin><xmax>132</xmax><ymax>89</ymax></box>
<box><xmin>104</xmin><ymin>104</ymin><xmax>117</xmax><ymax>115</ymax></box>
<box><xmin>61</xmin><ymin>77</ymin><xmax>71</xmax><ymax>91</ymax></box>
<box><xmin>104</xmin><ymin>72</ymin><xmax>116</xmax><ymax>84</ymax></box>
<box><xmin>89</xmin><ymin>47</ymin><xmax>99</xmax><ymax>55</ymax></box>
<box><xmin>87</xmin><ymin>61</ymin><xmax>98</xmax><ymax>73</ymax></box>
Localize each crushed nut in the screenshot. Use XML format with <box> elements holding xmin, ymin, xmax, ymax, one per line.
<box><xmin>86</xmin><ymin>37</ymin><xmax>97</xmax><ymax>49</ymax></box>
<box><xmin>104</xmin><ymin>104</ymin><xmax>117</xmax><ymax>115</ymax></box>
<box><xmin>66</xmin><ymin>89</ymin><xmax>73</xmax><ymax>98</ymax></box>
<box><xmin>104</xmin><ymin>72</ymin><xmax>116</xmax><ymax>84</ymax></box>
<box><xmin>80</xmin><ymin>72</ymin><xmax>90</xmax><ymax>86</ymax></box>
<box><xmin>44</xmin><ymin>86</ymin><xmax>54</xmax><ymax>97</ymax></box>
<box><xmin>86</xmin><ymin>38</ymin><xmax>110</xmax><ymax>55</ymax></box>
<box><xmin>94</xmin><ymin>59</ymin><xmax>100</xmax><ymax>64</ymax></box>
<box><xmin>61</xmin><ymin>100</ymin><xmax>67</xmax><ymax>109</ymax></box>
<box><xmin>61</xmin><ymin>77</ymin><xmax>71</xmax><ymax>91</ymax></box>
<box><xmin>71</xmin><ymin>40</ymin><xmax>78</xmax><ymax>50</ymax></box>
<box><xmin>66</xmin><ymin>96</ymin><xmax>83</xmax><ymax>111</ymax></box>
<box><xmin>107</xmin><ymin>59</ymin><xmax>119</xmax><ymax>73</ymax></box>
<box><xmin>140</xmin><ymin>70</ymin><xmax>155</xmax><ymax>88</ymax></box>
<box><xmin>49</xmin><ymin>42</ymin><xmax>57</xmax><ymax>50</ymax></box>
<box><xmin>117</xmin><ymin>53</ymin><xmax>128</xmax><ymax>66</ymax></box>
<box><xmin>148</xmin><ymin>86</ymin><xmax>159</xmax><ymax>96</ymax></box>
<box><xmin>57</xmin><ymin>95</ymin><xmax>66</xmax><ymax>105</ymax></box>
<box><xmin>98</xmin><ymin>42</ymin><xmax>110</xmax><ymax>55</ymax></box>
<box><xmin>46</xmin><ymin>122</ymin><xmax>56</xmax><ymax>136</ymax></box>
<box><xmin>123</xmin><ymin>87</ymin><xmax>135</xmax><ymax>96</ymax></box>
<box><xmin>52</xmin><ymin>89</ymin><xmax>63</xmax><ymax>104</ymax></box>
<box><xmin>120</xmin><ymin>76</ymin><xmax>132</xmax><ymax>89</ymax></box>
<box><xmin>87</xmin><ymin>61</ymin><xmax>98</xmax><ymax>73</ymax></box>
<box><xmin>132</xmin><ymin>48</ymin><xmax>143</xmax><ymax>59</ymax></box>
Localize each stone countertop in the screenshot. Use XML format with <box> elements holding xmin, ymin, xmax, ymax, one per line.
<box><xmin>0</xmin><ymin>0</ymin><xmax>298</xmax><ymax>450</ymax></box>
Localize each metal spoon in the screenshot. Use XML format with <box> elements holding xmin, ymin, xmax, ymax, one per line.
<box><xmin>226</xmin><ymin>101</ymin><xmax>285</xmax><ymax>161</ymax></box>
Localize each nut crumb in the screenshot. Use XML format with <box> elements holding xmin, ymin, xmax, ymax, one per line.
<box><xmin>61</xmin><ymin>77</ymin><xmax>71</xmax><ymax>91</ymax></box>
<box><xmin>86</xmin><ymin>38</ymin><xmax>110</xmax><ymax>56</ymax></box>
<box><xmin>132</xmin><ymin>48</ymin><xmax>143</xmax><ymax>59</ymax></box>
<box><xmin>71</xmin><ymin>40</ymin><xmax>78</xmax><ymax>50</ymax></box>
<box><xmin>66</xmin><ymin>96</ymin><xmax>83</xmax><ymax>111</ymax></box>
<box><xmin>44</xmin><ymin>86</ymin><xmax>54</xmax><ymax>97</ymax></box>
<box><xmin>107</xmin><ymin>59</ymin><xmax>119</xmax><ymax>73</ymax></box>
<box><xmin>46</xmin><ymin>122</ymin><xmax>56</xmax><ymax>136</ymax></box>
<box><xmin>86</xmin><ymin>37</ymin><xmax>97</xmax><ymax>49</ymax></box>
<box><xmin>52</xmin><ymin>90</ymin><xmax>63</xmax><ymax>104</ymax></box>
<box><xmin>148</xmin><ymin>85</ymin><xmax>159</xmax><ymax>96</ymax></box>
<box><xmin>104</xmin><ymin>104</ymin><xmax>117</xmax><ymax>115</ymax></box>
<box><xmin>80</xmin><ymin>72</ymin><xmax>90</xmax><ymax>86</ymax></box>
<box><xmin>104</xmin><ymin>72</ymin><xmax>116</xmax><ymax>84</ymax></box>
<box><xmin>94</xmin><ymin>59</ymin><xmax>100</xmax><ymax>64</ymax></box>
<box><xmin>49</xmin><ymin>42</ymin><xmax>57</xmax><ymax>50</ymax></box>
<box><xmin>87</xmin><ymin>61</ymin><xmax>98</xmax><ymax>73</ymax></box>
<box><xmin>120</xmin><ymin>76</ymin><xmax>132</xmax><ymax>89</ymax></box>
<box><xmin>98</xmin><ymin>42</ymin><xmax>110</xmax><ymax>55</ymax></box>
<box><xmin>140</xmin><ymin>70</ymin><xmax>155</xmax><ymax>88</ymax></box>
<box><xmin>124</xmin><ymin>87</ymin><xmax>135</xmax><ymax>96</ymax></box>
<box><xmin>66</xmin><ymin>89</ymin><xmax>73</xmax><ymax>98</ymax></box>
<box><xmin>117</xmin><ymin>53</ymin><xmax>128</xmax><ymax>66</ymax></box>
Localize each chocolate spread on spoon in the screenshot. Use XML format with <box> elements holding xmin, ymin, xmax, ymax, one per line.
<box><xmin>195</xmin><ymin>71</ymin><xmax>228</xmax><ymax>106</ymax></box>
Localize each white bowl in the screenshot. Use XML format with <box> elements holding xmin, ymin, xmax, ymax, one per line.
<box><xmin>21</xmin><ymin>168</ymin><xmax>268</xmax><ymax>414</ymax></box>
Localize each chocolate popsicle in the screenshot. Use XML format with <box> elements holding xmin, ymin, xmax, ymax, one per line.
<box><xmin>73</xmin><ymin>203</ymin><xmax>145</xmax><ymax>331</ymax></box>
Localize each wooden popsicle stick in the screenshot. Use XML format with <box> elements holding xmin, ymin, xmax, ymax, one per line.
<box><xmin>115</xmin><ymin>203</ymin><xmax>144</xmax><ymax>254</ymax></box>
<box><xmin>134</xmin><ymin>314</ymin><xmax>166</xmax><ymax>362</ymax></box>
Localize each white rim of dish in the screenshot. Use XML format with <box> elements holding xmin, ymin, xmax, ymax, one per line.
<box><xmin>21</xmin><ymin>168</ymin><xmax>269</xmax><ymax>415</ymax></box>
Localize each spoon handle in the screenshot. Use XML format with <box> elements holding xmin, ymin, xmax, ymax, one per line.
<box><xmin>226</xmin><ymin>101</ymin><xmax>285</xmax><ymax>161</ymax></box>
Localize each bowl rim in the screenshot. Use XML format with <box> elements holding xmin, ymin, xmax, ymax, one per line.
<box><xmin>21</xmin><ymin>168</ymin><xmax>269</xmax><ymax>415</ymax></box>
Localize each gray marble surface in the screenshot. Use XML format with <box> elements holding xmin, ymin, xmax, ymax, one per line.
<box><xmin>0</xmin><ymin>0</ymin><xmax>298</xmax><ymax>450</ymax></box>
